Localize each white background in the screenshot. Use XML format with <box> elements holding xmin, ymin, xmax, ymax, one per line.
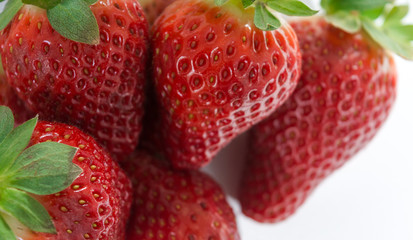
<box><xmin>0</xmin><ymin>1</ymin><xmax>411</xmax><ymax>239</ymax></box>
<box><xmin>204</xmin><ymin>1</ymin><xmax>413</xmax><ymax>239</ymax></box>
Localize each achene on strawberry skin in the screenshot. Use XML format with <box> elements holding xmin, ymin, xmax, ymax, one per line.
<box><xmin>240</xmin><ymin>17</ymin><xmax>398</xmax><ymax>223</ymax></box>
<box><xmin>124</xmin><ymin>150</ymin><xmax>241</xmax><ymax>240</ymax></box>
<box><xmin>0</xmin><ymin>0</ymin><xmax>149</xmax><ymax>161</ymax></box>
<box><xmin>151</xmin><ymin>0</ymin><xmax>305</xmax><ymax>169</ymax></box>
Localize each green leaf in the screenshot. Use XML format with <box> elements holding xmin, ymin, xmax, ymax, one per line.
<box><xmin>0</xmin><ymin>106</ymin><xmax>14</xmax><ymax>145</ymax></box>
<box><xmin>214</xmin><ymin>0</ymin><xmax>228</xmax><ymax>6</ymax></box>
<box><xmin>320</xmin><ymin>0</ymin><xmax>330</xmax><ymax>10</ymax></box>
<box><xmin>0</xmin><ymin>215</ymin><xmax>16</xmax><ymax>240</ymax></box>
<box><xmin>83</xmin><ymin>0</ymin><xmax>98</xmax><ymax>4</ymax></box>
<box><xmin>0</xmin><ymin>116</ymin><xmax>38</xmax><ymax>175</ymax></box>
<box><xmin>0</xmin><ymin>188</ymin><xmax>56</xmax><ymax>233</ymax></box>
<box><xmin>267</xmin><ymin>0</ymin><xmax>318</xmax><ymax>16</ymax></box>
<box><xmin>242</xmin><ymin>0</ymin><xmax>254</xmax><ymax>8</ymax></box>
<box><xmin>47</xmin><ymin>0</ymin><xmax>99</xmax><ymax>45</ymax></box>
<box><xmin>22</xmin><ymin>0</ymin><xmax>61</xmax><ymax>9</ymax></box>
<box><xmin>8</xmin><ymin>142</ymin><xmax>80</xmax><ymax>195</ymax></box>
<box><xmin>361</xmin><ymin>6</ymin><xmax>385</xmax><ymax>20</ymax></box>
<box><xmin>385</xmin><ymin>25</ymin><xmax>413</xmax><ymax>41</ymax></box>
<box><xmin>362</xmin><ymin>17</ymin><xmax>413</xmax><ymax>60</ymax></box>
<box><xmin>384</xmin><ymin>5</ymin><xmax>409</xmax><ymax>26</ymax></box>
<box><xmin>254</xmin><ymin>2</ymin><xmax>281</xmax><ymax>31</ymax></box>
<box><xmin>0</xmin><ymin>0</ymin><xmax>23</xmax><ymax>31</ymax></box>
<box><xmin>326</xmin><ymin>11</ymin><xmax>362</xmax><ymax>34</ymax></box>
<box><xmin>325</xmin><ymin>0</ymin><xmax>393</xmax><ymax>12</ymax></box>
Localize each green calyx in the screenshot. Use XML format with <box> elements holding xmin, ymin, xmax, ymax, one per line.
<box><xmin>0</xmin><ymin>106</ymin><xmax>81</xmax><ymax>239</ymax></box>
<box><xmin>0</xmin><ymin>0</ymin><xmax>99</xmax><ymax>45</ymax></box>
<box><xmin>322</xmin><ymin>0</ymin><xmax>413</xmax><ymax>60</ymax></box>
<box><xmin>215</xmin><ymin>0</ymin><xmax>318</xmax><ymax>31</ymax></box>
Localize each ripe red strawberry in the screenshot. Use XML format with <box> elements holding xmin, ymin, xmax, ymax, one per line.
<box><xmin>0</xmin><ymin>68</ymin><xmax>34</xmax><ymax>124</ymax></box>
<box><xmin>0</xmin><ymin>0</ymin><xmax>149</xmax><ymax>161</ymax></box>
<box><xmin>239</xmin><ymin>3</ymin><xmax>413</xmax><ymax>222</ymax></box>
<box><xmin>0</xmin><ymin>106</ymin><xmax>132</xmax><ymax>239</ymax></box>
<box><xmin>152</xmin><ymin>0</ymin><xmax>316</xmax><ymax>169</ymax></box>
<box><xmin>124</xmin><ymin>150</ymin><xmax>240</xmax><ymax>240</ymax></box>
<box><xmin>139</xmin><ymin>0</ymin><xmax>176</xmax><ymax>25</ymax></box>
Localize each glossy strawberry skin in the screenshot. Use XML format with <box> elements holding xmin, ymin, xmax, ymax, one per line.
<box><xmin>240</xmin><ymin>17</ymin><xmax>397</xmax><ymax>223</ymax></box>
<box><xmin>125</xmin><ymin>150</ymin><xmax>240</xmax><ymax>240</ymax></box>
<box><xmin>0</xmin><ymin>0</ymin><xmax>149</xmax><ymax>161</ymax></box>
<box><xmin>0</xmin><ymin>73</ymin><xmax>34</xmax><ymax>124</ymax></box>
<box><xmin>152</xmin><ymin>0</ymin><xmax>301</xmax><ymax>169</ymax></box>
<box><xmin>19</xmin><ymin>122</ymin><xmax>133</xmax><ymax>240</ymax></box>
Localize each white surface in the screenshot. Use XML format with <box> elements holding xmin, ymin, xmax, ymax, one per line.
<box><xmin>204</xmin><ymin>1</ymin><xmax>413</xmax><ymax>239</ymax></box>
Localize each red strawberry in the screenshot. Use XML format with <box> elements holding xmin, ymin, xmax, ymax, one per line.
<box><xmin>0</xmin><ymin>0</ymin><xmax>149</xmax><ymax>161</ymax></box>
<box><xmin>139</xmin><ymin>0</ymin><xmax>176</xmax><ymax>25</ymax></box>
<box><xmin>0</xmin><ymin>106</ymin><xmax>132</xmax><ymax>239</ymax></box>
<box><xmin>152</xmin><ymin>0</ymin><xmax>316</xmax><ymax>169</ymax></box>
<box><xmin>0</xmin><ymin>67</ymin><xmax>34</xmax><ymax>124</ymax></box>
<box><xmin>124</xmin><ymin>150</ymin><xmax>240</xmax><ymax>240</ymax></box>
<box><xmin>239</xmin><ymin>5</ymin><xmax>411</xmax><ymax>222</ymax></box>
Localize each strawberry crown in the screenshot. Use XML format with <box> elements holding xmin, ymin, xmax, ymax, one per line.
<box><xmin>0</xmin><ymin>106</ymin><xmax>81</xmax><ymax>239</ymax></box>
<box><xmin>216</xmin><ymin>0</ymin><xmax>318</xmax><ymax>31</ymax></box>
<box><xmin>322</xmin><ymin>0</ymin><xmax>413</xmax><ymax>60</ymax></box>
<box><xmin>0</xmin><ymin>0</ymin><xmax>100</xmax><ymax>44</ymax></box>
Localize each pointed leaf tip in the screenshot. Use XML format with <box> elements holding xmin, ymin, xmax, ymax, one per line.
<box><xmin>242</xmin><ymin>0</ymin><xmax>255</xmax><ymax>8</ymax></box>
<box><xmin>9</xmin><ymin>142</ymin><xmax>81</xmax><ymax>195</ymax></box>
<box><xmin>254</xmin><ymin>2</ymin><xmax>281</xmax><ymax>31</ymax></box>
<box><xmin>0</xmin><ymin>115</ymin><xmax>38</xmax><ymax>175</ymax></box>
<box><xmin>267</xmin><ymin>0</ymin><xmax>318</xmax><ymax>17</ymax></box>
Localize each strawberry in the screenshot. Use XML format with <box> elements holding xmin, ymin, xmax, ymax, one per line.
<box><xmin>0</xmin><ymin>0</ymin><xmax>149</xmax><ymax>161</ymax></box>
<box><xmin>152</xmin><ymin>0</ymin><xmax>316</xmax><ymax>169</ymax></box>
<box><xmin>124</xmin><ymin>150</ymin><xmax>240</xmax><ymax>240</ymax></box>
<box><xmin>240</xmin><ymin>1</ymin><xmax>413</xmax><ymax>223</ymax></box>
<box><xmin>0</xmin><ymin>106</ymin><xmax>132</xmax><ymax>239</ymax></box>
<box><xmin>0</xmin><ymin>64</ymin><xmax>34</xmax><ymax>124</ymax></box>
<box><xmin>139</xmin><ymin>0</ymin><xmax>175</xmax><ymax>25</ymax></box>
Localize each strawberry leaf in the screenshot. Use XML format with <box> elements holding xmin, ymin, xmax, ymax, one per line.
<box><xmin>362</xmin><ymin>17</ymin><xmax>413</xmax><ymax>60</ymax></box>
<box><xmin>0</xmin><ymin>0</ymin><xmax>23</xmax><ymax>31</ymax></box>
<box><xmin>325</xmin><ymin>0</ymin><xmax>393</xmax><ymax>12</ymax></box>
<box><xmin>0</xmin><ymin>116</ymin><xmax>38</xmax><ymax>175</ymax></box>
<box><xmin>7</xmin><ymin>142</ymin><xmax>80</xmax><ymax>195</ymax></box>
<box><xmin>361</xmin><ymin>6</ymin><xmax>385</xmax><ymax>20</ymax></box>
<box><xmin>47</xmin><ymin>0</ymin><xmax>99</xmax><ymax>45</ymax></box>
<box><xmin>83</xmin><ymin>0</ymin><xmax>98</xmax><ymax>4</ymax></box>
<box><xmin>0</xmin><ymin>188</ymin><xmax>56</xmax><ymax>233</ymax></box>
<box><xmin>384</xmin><ymin>5</ymin><xmax>409</xmax><ymax>26</ymax></box>
<box><xmin>0</xmin><ymin>106</ymin><xmax>14</xmax><ymax>144</ymax></box>
<box><xmin>0</xmin><ymin>216</ymin><xmax>16</xmax><ymax>240</ymax></box>
<box><xmin>267</xmin><ymin>0</ymin><xmax>318</xmax><ymax>16</ymax></box>
<box><xmin>22</xmin><ymin>0</ymin><xmax>61</xmax><ymax>9</ymax></box>
<box><xmin>326</xmin><ymin>11</ymin><xmax>361</xmax><ymax>34</ymax></box>
<box><xmin>385</xmin><ymin>25</ymin><xmax>413</xmax><ymax>41</ymax></box>
<box><xmin>242</xmin><ymin>0</ymin><xmax>254</xmax><ymax>9</ymax></box>
<box><xmin>254</xmin><ymin>2</ymin><xmax>281</xmax><ymax>31</ymax></box>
